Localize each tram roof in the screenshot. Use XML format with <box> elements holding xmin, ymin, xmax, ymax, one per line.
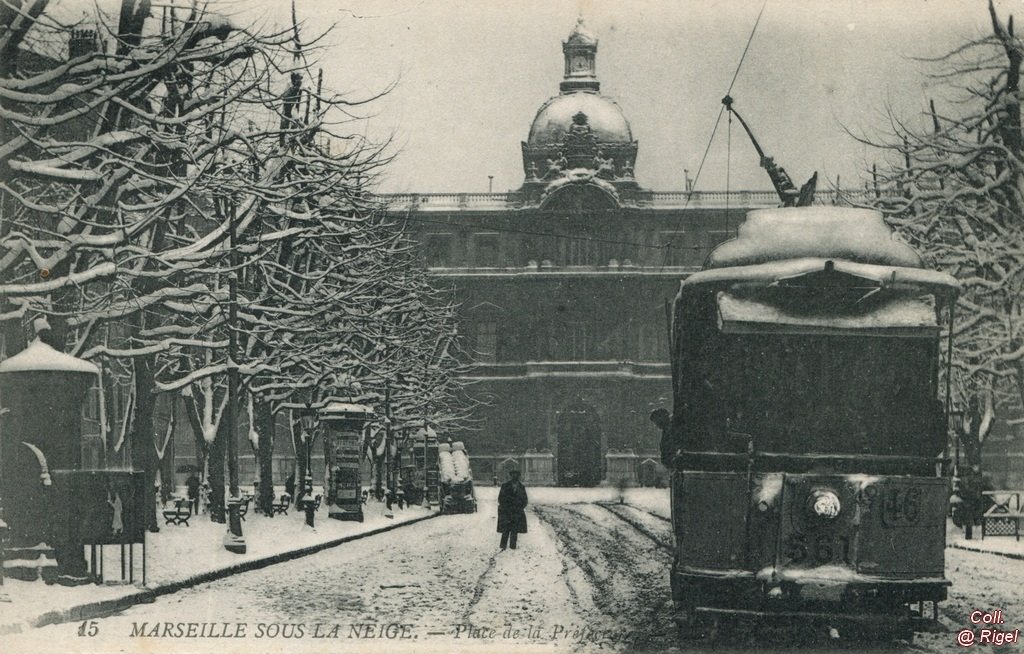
<box><xmin>705</xmin><ymin>206</ymin><xmax>923</xmax><ymax>270</ymax></box>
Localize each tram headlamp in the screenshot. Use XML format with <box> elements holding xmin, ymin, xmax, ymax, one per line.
<box><xmin>808</xmin><ymin>490</ymin><xmax>841</xmax><ymax>519</ymax></box>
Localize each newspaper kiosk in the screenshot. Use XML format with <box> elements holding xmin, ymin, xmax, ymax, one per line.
<box><xmin>320</xmin><ymin>403</ymin><xmax>374</xmax><ymax>522</ymax></box>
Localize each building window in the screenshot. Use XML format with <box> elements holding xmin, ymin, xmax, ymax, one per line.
<box><xmin>473</xmin><ymin>233</ymin><xmax>500</xmax><ymax>267</ymax></box>
<box><xmin>424</xmin><ymin>234</ymin><xmax>453</xmax><ymax>267</ymax></box>
<box><xmin>565</xmin><ymin>235</ymin><xmax>598</xmax><ymax>266</ymax></box>
<box><xmin>594</xmin><ymin>324</ymin><xmax>621</xmax><ymax>359</ymax></box>
<box><xmin>568</xmin><ymin>321</ymin><xmax>590</xmax><ymax>360</ymax></box>
<box><xmin>638</xmin><ymin>323</ymin><xmax>664</xmax><ymax>361</ymax></box>
<box><xmin>476</xmin><ymin>321</ymin><xmax>497</xmax><ymax>364</ymax></box>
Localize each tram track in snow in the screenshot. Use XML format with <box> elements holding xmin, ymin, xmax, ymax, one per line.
<box><xmin>594</xmin><ymin>502</ymin><xmax>674</xmax><ymax>551</ymax></box>
<box><xmin>534</xmin><ymin>503</ymin><xmax>680</xmax><ymax>652</ymax></box>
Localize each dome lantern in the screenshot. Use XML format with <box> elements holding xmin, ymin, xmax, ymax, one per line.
<box><xmin>561</xmin><ymin>16</ymin><xmax>599</xmax><ymax>94</ymax></box>
<box><xmin>519</xmin><ymin>17</ymin><xmax>641</xmax><ymax>206</ymax></box>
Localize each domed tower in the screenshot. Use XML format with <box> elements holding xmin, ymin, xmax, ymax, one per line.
<box><xmin>520</xmin><ymin>18</ymin><xmax>640</xmax><ymax>209</ymax></box>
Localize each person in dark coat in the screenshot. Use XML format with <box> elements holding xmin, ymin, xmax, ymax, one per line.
<box><xmin>185</xmin><ymin>472</ymin><xmax>201</xmax><ymax>514</ymax></box>
<box><xmin>497</xmin><ymin>469</ymin><xmax>528</xmax><ymax>550</ymax></box>
<box><xmin>284</xmin><ymin>472</ymin><xmax>296</xmax><ymax>500</ymax></box>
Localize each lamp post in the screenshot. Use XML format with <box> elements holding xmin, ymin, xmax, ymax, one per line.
<box><xmin>299</xmin><ymin>405</ymin><xmax>317</xmax><ymax>528</ymax></box>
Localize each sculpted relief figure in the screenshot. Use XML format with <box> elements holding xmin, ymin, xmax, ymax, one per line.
<box><xmin>593</xmin><ymin>149</ymin><xmax>616</xmax><ymax>179</ymax></box>
<box><xmin>545</xmin><ymin>154</ymin><xmax>568</xmax><ymax>179</ymax></box>
<box><xmin>569</xmin><ymin>111</ymin><xmax>591</xmax><ymax>138</ymax></box>
<box><xmin>621</xmin><ymin>158</ymin><xmax>634</xmax><ymax>178</ymax></box>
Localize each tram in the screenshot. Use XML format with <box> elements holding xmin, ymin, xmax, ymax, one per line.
<box><xmin>655</xmin><ymin>205</ymin><xmax>959</xmax><ymax>640</ymax></box>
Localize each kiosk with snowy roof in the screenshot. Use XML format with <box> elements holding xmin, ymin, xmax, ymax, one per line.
<box><xmin>658</xmin><ymin>205</ymin><xmax>960</xmax><ymax>641</ymax></box>
<box><xmin>0</xmin><ymin>335</ymin><xmax>104</xmax><ymax>582</ymax></box>
<box><xmin>320</xmin><ymin>403</ymin><xmax>374</xmax><ymax>522</ymax></box>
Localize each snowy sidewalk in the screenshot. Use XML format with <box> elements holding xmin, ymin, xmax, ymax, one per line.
<box><xmin>948</xmin><ymin>520</ymin><xmax>1024</xmax><ymax>560</ymax></box>
<box><xmin>0</xmin><ymin>498</ymin><xmax>434</xmax><ymax>635</ymax></box>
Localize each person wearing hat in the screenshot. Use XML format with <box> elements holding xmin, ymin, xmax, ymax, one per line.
<box><xmin>497</xmin><ymin>469</ymin><xmax>528</xmax><ymax>550</ymax></box>
<box><xmin>186</xmin><ymin>472</ymin><xmax>201</xmax><ymax>515</ymax></box>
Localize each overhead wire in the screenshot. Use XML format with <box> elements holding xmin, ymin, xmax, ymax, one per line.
<box><xmin>659</xmin><ymin>0</ymin><xmax>769</xmax><ymax>269</ymax></box>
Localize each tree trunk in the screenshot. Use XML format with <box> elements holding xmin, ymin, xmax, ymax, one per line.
<box><xmin>129</xmin><ymin>353</ymin><xmax>160</xmax><ymax>532</ymax></box>
<box><xmin>253</xmin><ymin>394</ymin><xmax>275</xmax><ymax>515</ymax></box>
<box><xmin>182</xmin><ymin>393</ymin><xmax>208</xmax><ymax>484</ymax></box>
<box><xmin>208</xmin><ymin>415</ymin><xmax>226</xmax><ymax>523</ymax></box>
<box><xmin>159</xmin><ymin>416</ymin><xmax>175</xmax><ymax>504</ymax></box>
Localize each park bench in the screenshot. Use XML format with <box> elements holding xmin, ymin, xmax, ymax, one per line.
<box><xmin>981</xmin><ymin>490</ymin><xmax>1024</xmax><ymax>541</ymax></box>
<box><xmin>238</xmin><ymin>495</ymin><xmax>253</xmax><ymax>521</ymax></box>
<box><xmin>162</xmin><ymin>497</ymin><xmax>192</xmax><ymax>527</ymax></box>
<box><xmin>271</xmin><ymin>493</ymin><xmax>291</xmax><ymax>515</ymax></box>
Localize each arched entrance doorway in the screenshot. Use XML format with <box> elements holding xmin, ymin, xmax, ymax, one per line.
<box><xmin>556</xmin><ymin>399</ymin><xmax>602</xmax><ymax>486</ymax></box>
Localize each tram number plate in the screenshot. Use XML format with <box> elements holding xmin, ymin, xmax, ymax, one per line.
<box><xmin>857</xmin><ymin>485</ymin><xmax>922</xmax><ymax>528</ymax></box>
<box><xmin>784</xmin><ymin>532</ymin><xmax>852</xmax><ymax>565</ymax></box>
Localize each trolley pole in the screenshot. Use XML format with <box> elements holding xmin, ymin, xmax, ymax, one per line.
<box><xmin>223</xmin><ymin>199</ymin><xmax>246</xmax><ymax>554</ymax></box>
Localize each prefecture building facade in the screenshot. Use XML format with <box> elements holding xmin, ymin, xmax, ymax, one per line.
<box><xmin>387</xmin><ymin>20</ymin><xmax>810</xmax><ymax>485</ymax></box>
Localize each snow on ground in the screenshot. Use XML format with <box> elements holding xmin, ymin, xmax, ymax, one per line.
<box><xmin>474</xmin><ymin>484</ymin><xmax>669</xmax><ymax>513</ymax></box>
<box><xmin>0</xmin><ymin>492</ymin><xmax>430</xmax><ymax>633</ymax></box>
<box><xmin>917</xmin><ymin>546</ymin><xmax>1024</xmax><ymax>653</ymax></box>
<box><xmin>2</xmin><ymin>493</ymin><xmax>604</xmax><ymax>654</ymax></box>
<box><xmin>4</xmin><ymin>485</ymin><xmax>1024</xmax><ymax>654</ymax></box>
<box><xmin>947</xmin><ymin>521</ymin><xmax>1024</xmax><ymax>558</ymax></box>
<box><xmin>620</xmin><ymin>488</ymin><xmax>671</xmax><ymax>519</ymax></box>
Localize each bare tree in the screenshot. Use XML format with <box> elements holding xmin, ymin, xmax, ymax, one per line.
<box><xmin>1</xmin><ymin>0</ymin><xmax>472</xmax><ymax>533</ymax></box>
<box><xmin>863</xmin><ymin>0</ymin><xmax>1024</xmax><ymax>431</ymax></box>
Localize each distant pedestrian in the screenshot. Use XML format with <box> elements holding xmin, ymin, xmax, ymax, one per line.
<box><xmin>497</xmin><ymin>469</ymin><xmax>528</xmax><ymax>550</ymax></box>
<box><xmin>285</xmin><ymin>472</ymin><xmax>296</xmax><ymax>500</ymax></box>
<box><xmin>186</xmin><ymin>472</ymin><xmax>201</xmax><ymax>514</ymax></box>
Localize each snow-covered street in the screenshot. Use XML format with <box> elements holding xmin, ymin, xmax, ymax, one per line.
<box><xmin>2</xmin><ymin>487</ymin><xmax>1023</xmax><ymax>653</ymax></box>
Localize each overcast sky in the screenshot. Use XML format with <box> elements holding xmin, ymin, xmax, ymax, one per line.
<box><xmin>62</xmin><ymin>0</ymin><xmax>1013</xmax><ymax>193</ymax></box>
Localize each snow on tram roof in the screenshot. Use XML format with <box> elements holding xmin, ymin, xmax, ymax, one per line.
<box><xmin>705</xmin><ymin>207</ymin><xmax>922</xmax><ymax>270</ymax></box>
